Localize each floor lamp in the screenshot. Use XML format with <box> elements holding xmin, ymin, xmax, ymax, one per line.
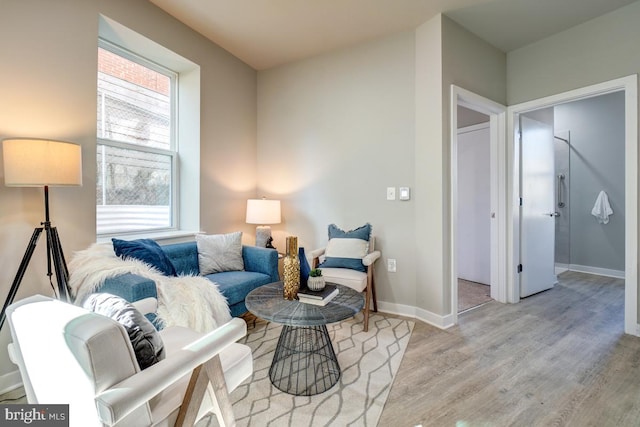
<box><xmin>0</xmin><ymin>138</ymin><xmax>83</xmax><ymax>329</ymax></box>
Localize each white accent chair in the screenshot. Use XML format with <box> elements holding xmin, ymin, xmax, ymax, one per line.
<box><xmin>6</xmin><ymin>295</ymin><xmax>252</xmax><ymax>427</ymax></box>
<box><xmin>310</xmin><ymin>237</ymin><xmax>381</xmax><ymax>332</ymax></box>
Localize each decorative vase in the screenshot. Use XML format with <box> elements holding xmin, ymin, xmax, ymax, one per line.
<box><xmin>307</xmin><ymin>276</ymin><xmax>326</xmax><ymax>292</ymax></box>
<box><xmin>299</xmin><ymin>247</ymin><xmax>311</xmax><ymax>288</ymax></box>
<box><xmin>283</xmin><ymin>236</ymin><xmax>300</xmax><ymax>300</ymax></box>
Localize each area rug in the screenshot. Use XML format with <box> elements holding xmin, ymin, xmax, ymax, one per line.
<box><xmin>199</xmin><ymin>312</ymin><xmax>414</xmax><ymax>427</ymax></box>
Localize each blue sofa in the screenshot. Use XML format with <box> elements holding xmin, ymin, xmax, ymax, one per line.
<box><xmin>97</xmin><ymin>241</ymin><xmax>279</xmax><ymax>320</ymax></box>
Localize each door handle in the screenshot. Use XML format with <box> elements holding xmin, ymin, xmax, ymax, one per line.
<box><xmin>543</xmin><ymin>212</ymin><xmax>560</xmax><ymax>217</ymax></box>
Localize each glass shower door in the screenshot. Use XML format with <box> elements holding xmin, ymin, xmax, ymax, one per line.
<box><xmin>554</xmin><ymin>130</ymin><xmax>570</xmax><ymax>274</ymax></box>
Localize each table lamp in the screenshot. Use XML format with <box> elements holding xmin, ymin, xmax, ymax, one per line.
<box><xmin>246</xmin><ymin>198</ymin><xmax>281</xmax><ymax>249</ymax></box>
<box><xmin>0</xmin><ymin>137</ymin><xmax>82</xmax><ymax>329</ymax></box>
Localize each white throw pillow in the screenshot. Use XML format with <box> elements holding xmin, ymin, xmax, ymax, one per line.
<box><xmin>196</xmin><ymin>232</ymin><xmax>244</xmax><ymax>274</ymax></box>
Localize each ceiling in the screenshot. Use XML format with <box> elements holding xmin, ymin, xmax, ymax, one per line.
<box><xmin>149</xmin><ymin>0</ymin><xmax>638</xmax><ymax>70</ymax></box>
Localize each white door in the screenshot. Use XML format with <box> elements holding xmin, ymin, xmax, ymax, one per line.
<box><xmin>457</xmin><ymin>124</ymin><xmax>491</xmax><ymax>285</ymax></box>
<box><xmin>520</xmin><ymin>115</ymin><xmax>557</xmax><ymax>297</ymax></box>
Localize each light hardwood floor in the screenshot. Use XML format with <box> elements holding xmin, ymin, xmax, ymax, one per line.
<box><xmin>379</xmin><ymin>271</ymin><xmax>640</xmax><ymax>427</ymax></box>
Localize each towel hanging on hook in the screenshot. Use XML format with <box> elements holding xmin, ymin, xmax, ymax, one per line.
<box><xmin>591</xmin><ymin>190</ymin><xmax>613</xmax><ymax>224</ymax></box>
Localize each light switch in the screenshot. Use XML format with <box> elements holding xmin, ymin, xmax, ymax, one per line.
<box><xmin>399</xmin><ymin>187</ymin><xmax>411</xmax><ymax>201</ymax></box>
<box><xmin>386</xmin><ymin>187</ymin><xmax>396</xmax><ymax>201</ymax></box>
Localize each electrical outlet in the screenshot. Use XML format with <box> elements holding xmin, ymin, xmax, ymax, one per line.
<box><xmin>387</xmin><ymin>258</ymin><xmax>397</xmax><ymax>272</ymax></box>
<box><xmin>386</xmin><ymin>187</ymin><xmax>396</xmax><ymax>201</ymax></box>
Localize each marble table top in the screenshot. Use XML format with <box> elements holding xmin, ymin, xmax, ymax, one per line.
<box><xmin>245</xmin><ymin>281</ymin><xmax>364</xmax><ymax>327</ymax></box>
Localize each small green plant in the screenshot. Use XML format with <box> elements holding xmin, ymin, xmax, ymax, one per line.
<box><xmin>309</xmin><ymin>268</ymin><xmax>322</xmax><ymax>277</ymax></box>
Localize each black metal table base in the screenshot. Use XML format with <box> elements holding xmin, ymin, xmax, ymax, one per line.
<box><xmin>269</xmin><ymin>325</ymin><xmax>340</xmax><ymax>396</ymax></box>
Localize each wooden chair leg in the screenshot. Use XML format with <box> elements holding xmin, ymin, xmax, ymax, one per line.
<box><xmin>175</xmin><ymin>355</ymin><xmax>235</xmax><ymax>427</ymax></box>
<box><xmin>370</xmin><ymin>273</ymin><xmax>378</xmax><ymax>312</ymax></box>
<box><xmin>176</xmin><ymin>365</ymin><xmax>208</xmax><ymax>427</ymax></box>
<box><xmin>204</xmin><ymin>356</ymin><xmax>235</xmax><ymax>427</ymax></box>
<box><xmin>363</xmin><ymin>287</ymin><xmax>370</xmax><ymax>333</ymax></box>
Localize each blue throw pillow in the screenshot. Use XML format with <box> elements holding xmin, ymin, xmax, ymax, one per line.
<box><xmin>112</xmin><ymin>238</ymin><xmax>177</xmax><ymax>277</ymax></box>
<box><xmin>319</xmin><ymin>223</ymin><xmax>372</xmax><ymax>272</ymax></box>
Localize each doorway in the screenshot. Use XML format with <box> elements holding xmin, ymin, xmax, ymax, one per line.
<box><xmin>450</xmin><ymin>86</ymin><xmax>507</xmax><ymax>323</ymax></box>
<box><xmin>508</xmin><ymin>75</ymin><xmax>638</xmax><ymax>335</ymax></box>
<box><xmin>456</xmin><ymin>119</ymin><xmax>492</xmax><ymax>312</ymax></box>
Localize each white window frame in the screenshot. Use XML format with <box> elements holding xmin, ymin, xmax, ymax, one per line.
<box><xmin>97</xmin><ymin>39</ymin><xmax>180</xmax><ymax>236</ymax></box>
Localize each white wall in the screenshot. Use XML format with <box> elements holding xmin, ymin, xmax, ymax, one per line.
<box><xmin>0</xmin><ymin>0</ymin><xmax>256</xmax><ymax>387</ymax></box>
<box><xmin>257</xmin><ymin>31</ymin><xmax>417</xmax><ymax>308</ymax></box>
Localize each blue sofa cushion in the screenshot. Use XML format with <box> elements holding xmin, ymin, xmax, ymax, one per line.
<box><xmin>83</xmin><ymin>293</ymin><xmax>165</xmax><ymax>370</ymax></box>
<box><xmin>319</xmin><ymin>223</ymin><xmax>371</xmax><ymax>272</ymax></box>
<box><xmin>162</xmin><ymin>241</ymin><xmax>200</xmax><ymax>276</ymax></box>
<box><xmin>206</xmin><ymin>271</ymin><xmax>273</xmax><ymax>306</ymax></box>
<box><xmin>112</xmin><ymin>238</ymin><xmax>177</xmax><ymax>277</ymax></box>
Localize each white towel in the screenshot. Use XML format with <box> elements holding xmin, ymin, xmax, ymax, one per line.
<box><xmin>591</xmin><ymin>190</ymin><xmax>613</xmax><ymax>224</ymax></box>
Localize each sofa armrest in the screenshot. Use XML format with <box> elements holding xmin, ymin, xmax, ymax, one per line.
<box><xmin>98</xmin><ymin>273</ymin><xmax>157</xmax><ymax>304</ymax></box>
<box><xmin>242</xmin><ymin>246</ymin><xmax>279</xmax><ymax>282</ymax></box>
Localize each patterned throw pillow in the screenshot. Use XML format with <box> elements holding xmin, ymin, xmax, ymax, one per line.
<box><xmin>195</xmin><ymin>231</ymin><xmax>245</xmax><ymax>275</ymax></box>
<box><xmin>319</xmin><ymin>223</ymin><xmax>371</xmax><ymax>272</ymax></box>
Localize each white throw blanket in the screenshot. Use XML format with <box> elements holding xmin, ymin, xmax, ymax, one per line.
<box><xmin>68</xmin><ymin>243</ymin><xmax>231</xmax><ymax>332</ymax></box>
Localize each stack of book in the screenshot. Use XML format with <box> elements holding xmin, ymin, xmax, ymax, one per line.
<box><xmin>298</xmin><ymin>284</ymin><xmax>339</xmax><ymax>306</ymax></box>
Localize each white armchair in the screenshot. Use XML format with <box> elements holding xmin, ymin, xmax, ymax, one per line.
<box><xmin>6</xmin><ymin>295</ymin><xmax>252</xmax><ymax>427</ymax></box>
<box><xmin>310</xmin><ymin>237</ymin><xmax>380</xmax><ymax>332</ymax></box>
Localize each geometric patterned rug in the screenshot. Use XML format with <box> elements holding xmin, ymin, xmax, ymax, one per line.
<box><xmin>199</xmin><ymin>312</ymin><xmax>414</xmax><ymax>427</ymax></box>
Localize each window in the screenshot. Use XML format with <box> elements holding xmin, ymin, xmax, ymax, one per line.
<box><xmin>96</xmin><ymin>42</ymin><xmax>177</xmax><ymax>235</ymax></box>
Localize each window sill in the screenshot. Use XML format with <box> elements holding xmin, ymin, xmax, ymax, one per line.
<box><xmin>97</xmin><ymin>229</ymin><xmax>202</xmax><ymax>244</ymax></box>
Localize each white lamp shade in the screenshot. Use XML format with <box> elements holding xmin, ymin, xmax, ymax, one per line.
<box><xmin>246</xmin><ymin>199</ymin><xmax>281</xmax><ymax>224</ymax></box>
<box><xmin>2</xmin><ymin>138</ymin><xmax>82</xmax><ymax>187</ymax></box>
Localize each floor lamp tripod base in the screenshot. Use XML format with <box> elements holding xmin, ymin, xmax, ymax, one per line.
<box><xmin>0</xmin><ymin>223</ymin><xmax>71</xmax><ymax>329</ymax></box>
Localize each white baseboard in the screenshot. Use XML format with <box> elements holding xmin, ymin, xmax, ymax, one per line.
<box><xmin>0</xmin><ymin>369</ymin><xmax>22</xmax><ymax>395</ymax></box>
<box><xmin>564</xmin><ymin>264</ymin><xmax>625</xmax><ymax>279</ymax></box>
<box><xmin>377</xmin><ymin>301</ymin><xmax>455</xmax><ymax>330</ymax></box>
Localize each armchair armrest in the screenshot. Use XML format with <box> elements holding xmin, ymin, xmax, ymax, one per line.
<box><xmin>95</xmin><ymin>318</ymin><xmax>247</xmax><ymax>426</ymax></box>
<box><xmin>310</xmin><ymin>248</ymin><xmax>325</xmax><ymax>269</ymax></box>
<box><xmin>242</xmin><ymin>245</ymin><xmax>279</xmax><ymax>282</ymax></box>
<box><xmin>363</xmin><ymin>250</ymin><xmax>381</xmax><ymax>267</ymax></box>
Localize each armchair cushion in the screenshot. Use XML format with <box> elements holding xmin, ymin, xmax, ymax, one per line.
<box><xmin>196</xmin><ymin>232</ymin><xmax>244</xmax><ymax>274</ymax></box>
<box><xmin>112</xmin><ymin>238</ymin><xmax>177</xmax><ymax>277</ymax></box>
<box><xmin>83</xmin><ymin>293</ymin><xmax>165</xmax><ymax>370</ymax></box>
<box><xmin>319</xmin><ymin>223</ymin><xmax>372</xmax><ymax>272</ymax></box>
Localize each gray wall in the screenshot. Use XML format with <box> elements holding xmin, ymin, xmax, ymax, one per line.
<box><xmin>0</xmin><ymin>0</ymin><xmax>256</xmax><ymax>385</ymax></box>
<box><xmin>257</xmin><ymin>31</ymin><xmax>417</xmax><ymax>309</ymax></box>
<box><xmin>555</xmin><ymin>92</ymin><xmax>626</xmax><ymax>272</ymax></box>
<box><xmin>507</xmin><ymin>0</ymin><xmax>638</xmax><ymax>318</ymax></box>
<box><xmin>507</xmin><ymin>1</ymin><xmax>640</xmax><ymax>105</ymax></box>
<box><xmin>257</xmin><ymin>14</ymin><xmax>506</xmax><ymax>321</ymax></box>
<box><xmin>458</xmin><ymin>106</ymin><xmax>489</xmax><ymax>128</ymax></box>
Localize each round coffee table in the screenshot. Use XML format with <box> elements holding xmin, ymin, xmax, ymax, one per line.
<box><xmin>245</xmin><ymin>281</ymin><xmax>364</xmax><ymax>396</ymax></box>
